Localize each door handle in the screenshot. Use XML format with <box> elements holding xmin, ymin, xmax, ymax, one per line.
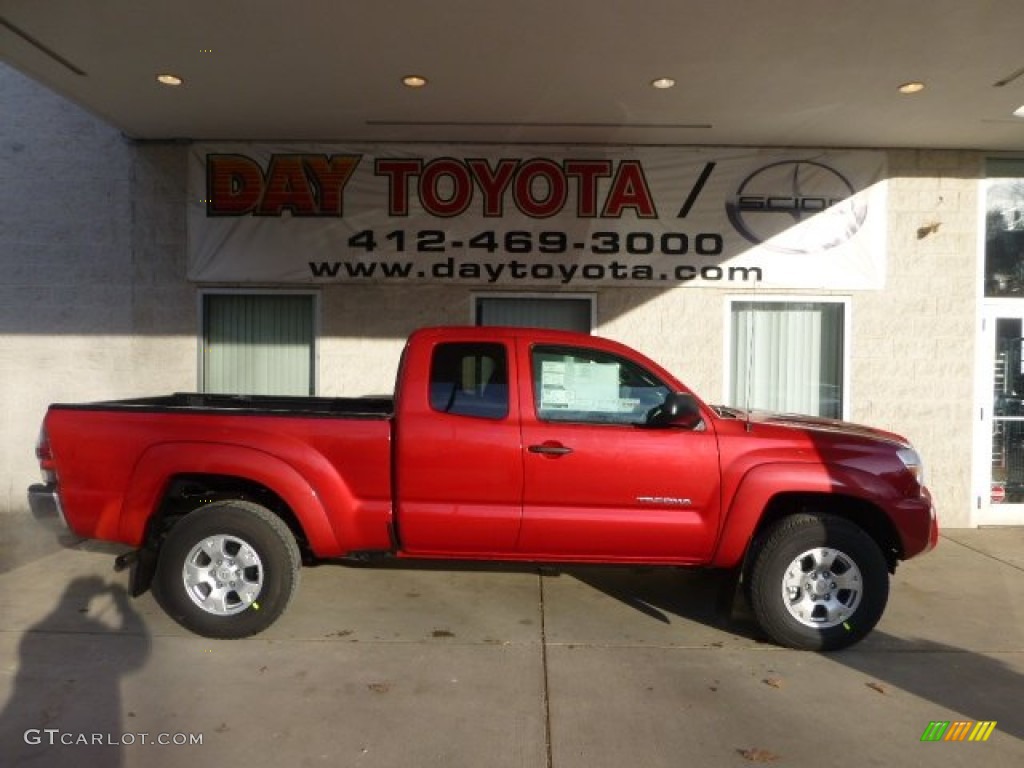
<box><xmin>529</xmin><ymin>443</ymin><xmax>573</xmax><ymax>456</ymax></box>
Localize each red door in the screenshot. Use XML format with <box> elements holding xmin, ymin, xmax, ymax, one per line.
<box><xmin>516</xmin><ymin>341</ymin><xmax>721</xmax><ymax>563</ymax></box>
<box><xmin>395</xmin><ymin>339</ymin><xmax>524</xmax><ymax>555</ymax></box>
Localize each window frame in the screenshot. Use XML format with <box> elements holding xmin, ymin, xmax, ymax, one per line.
<box><xmin>471</xmin><ymin>292</ymin><xmax>596</xmax><ymax>332</ymax></box>
<box><xmin>723</xmin><ymin>295</ymin><xmax>851</xmax><ymax>420</ymax></box>
<box><xmin>197</xmin><ymin>289</ymin><xmax>320</xmax><ymax>395</ymax></box>
<box><xmin>530</xmin><ymin>343</ymin><xmax>671</xmax><ymax>426</ymax></box>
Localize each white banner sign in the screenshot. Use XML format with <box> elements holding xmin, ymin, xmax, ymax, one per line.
<box><xmin>187</xmin><ymin>144</ymin><xmax>887</xmax><ymax>289</ymax></box>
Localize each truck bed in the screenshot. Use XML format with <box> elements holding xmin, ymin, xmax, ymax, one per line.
<box><xmin>49</xmin><ymin>392</ymin><xmax>395</xmax><ymax>419</ymax></box>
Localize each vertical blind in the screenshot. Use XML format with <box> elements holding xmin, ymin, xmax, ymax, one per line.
<box><xmin>475</xmin><ymin>297</ymin><xmax>592</xmax><ymax>332</ymax></box>
<box><xmin>203</xmin><ymin>294</ymin><xmax>315</xmax><ymax>395</ymax></box>
<box><xmin>730</xmin><ymin>302</ymin><xmax>844</xmax><ymax>418</ymax></box>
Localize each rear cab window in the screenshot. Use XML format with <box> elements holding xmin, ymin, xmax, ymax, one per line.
<box><xmin>429</xmin><ymin>343</ymin><xmax>509</xmax><ymax>420</ymax></box>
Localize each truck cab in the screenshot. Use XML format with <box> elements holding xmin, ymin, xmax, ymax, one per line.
<box><xmin>395</xmin><ymin>327</ymin><xmax>721</xmax><ymax>562</ymax></box>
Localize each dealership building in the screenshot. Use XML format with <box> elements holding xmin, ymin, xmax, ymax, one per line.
<box><xmin>2</xmin><ymin>58</ymin><xmax>1023</xmax><ymax>530</ymax></box>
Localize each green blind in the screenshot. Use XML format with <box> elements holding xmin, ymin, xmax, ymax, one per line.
<box><xmin>986</xmin><ymin>158</ymin><xmax>1024</xmax><ymax>178</ymax></box>
<box><xmin>475</xmin><ymin>297</ymin><xmax>592</xmax><ymax>332</ymax></box>
<box><xmin>730</xmin><ymin>302</ymin><xmax>845</xmax><ymax>419</ymax></box>
<box><xmin>203</xmin><ymin>294</ymin><xmax>314</xmax><ymax>395</ymax></box>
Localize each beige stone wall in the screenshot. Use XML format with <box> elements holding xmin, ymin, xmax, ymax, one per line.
<box><xmin>319</xmin><ymin>285</ymin><xmax>471</xmax><ymax>396</ymax></box>
<box><xmin>849</xmin><ymin>151</ymin><xmax>980</xmax><ymax>527</ymax></box>
<box><xmin>0</xmin><ymin>65</ymin><xmax>195</xmax><ymax>516</ymax></box>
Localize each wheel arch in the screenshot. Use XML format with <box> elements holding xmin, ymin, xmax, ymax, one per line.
<box><xmin>713</xmin><ymin>461</ymin><xmax>906</xmax><ymax>572</ymax></box>
<box><xmin>117</xmin><ymin>441</ymin><xmax>349</xmax><ymax>599</ymax></box>
<box><xmin>144</xmin><ymin>473</ymin><xmax>311</xmax><ymax>557</ymax></box>
<box><xmin>739</xmin><ymin>492</ymin><xmax>904</xmax><ymax>585</ymax></box>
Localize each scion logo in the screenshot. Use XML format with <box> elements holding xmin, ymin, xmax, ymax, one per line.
<box><xmin>726</xmin><ymin>160</ymin><xmax>869</xmax><ymax>254</ymax></box>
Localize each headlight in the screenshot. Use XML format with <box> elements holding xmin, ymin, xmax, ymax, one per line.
<box><xmin>897</xmin><ymin>446</ymin><xmax>925</xmax><ymax>487</ymax></box>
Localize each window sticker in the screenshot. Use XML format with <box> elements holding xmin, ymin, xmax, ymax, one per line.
<box><xmin>540</xmin><ymin>361</ymin><xmax>569</xmax><ymax>408</ymax></box>
<box><xmin>539</xmin><ymin>358</ymin><xmax>621</xmax><ymax>413</ymax></box>
<box><xmin>571</xmin><ymin>362</ymin><xmax>620</xmax><ymax>412</ymax></box>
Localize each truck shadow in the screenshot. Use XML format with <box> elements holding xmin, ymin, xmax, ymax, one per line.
<box><xmin>563</xmin><ymin>565</ymin><xmax>1023</xmax><ymax>742</ymax></box>
<box><xmin>0</xmin><ymin>576</ymin><xmax>152</xmax><ymax>767</ymax></box>
<box><xmin>835</xmin><ymin>633</ymin><xmax>1023</xmax><ymax>741</ymax></box>
<box><xmin>564</xmin><ymin>565</ymin><xmax>749</xmax><ymax>631</ymax></box>
<box><xmin>320</xmin><ymin>557</ymin><xmax>1024</xmax><ymax>742</ymax></box>
<box><xmin>352</xmin><ymin>557</ymin><xmax>757</xmax><ymax>635</ymax></box>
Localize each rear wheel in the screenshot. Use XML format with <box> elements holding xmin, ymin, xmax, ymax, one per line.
<box><xmin>153</xmin><ymin>500</ymin><xmax>300</xmax><ymax>638</ymax></box>
<box><xmin>748</xmin><ymin>513</ymin><xmax>889</xmax><ymax>651</ymax></box>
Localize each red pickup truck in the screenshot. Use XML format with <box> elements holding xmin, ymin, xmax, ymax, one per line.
<box><xmin>34</xmin><ymin>326</ymin><xmax>937</xmax><ymax>650</ymax></box>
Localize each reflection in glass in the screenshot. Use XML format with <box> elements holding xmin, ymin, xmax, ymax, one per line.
<box><xmin>984</xmin><ymin>177</ymin><xmax>1024</xmax><ymax>297</ymax></box>
<box><xmin>992</xmin><ymin>318</ymin><xmax>1024</xmax><ymax>502</ymax></box>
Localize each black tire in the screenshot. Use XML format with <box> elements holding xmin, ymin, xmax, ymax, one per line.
<box><xmin>747</xmin><ymin>513</ymin><xmax>888</xmax><ymax>651</ymax></box>
<box><xmin>152</xmin><ymin>500</ymin><xmax>300</xmax><ymax>639</ymax></box>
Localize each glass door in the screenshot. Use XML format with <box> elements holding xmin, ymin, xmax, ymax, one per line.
<box><xmin>982</xmin><ymin>311</ymin><xmax>1024</xmax><ymax>523</ymax></box>
<box><xmin>978</xmin><ymin>163</ymin><xmax>1024</xmax><ymax>525</ymax></box>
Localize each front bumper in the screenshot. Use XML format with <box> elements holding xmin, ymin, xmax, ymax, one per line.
<box><xmin>926</xmin><ymin>491</ymin><xmax>940</xmax><ymax>552</ymax></box>
<box><xmin>899</xmin><ymin>486</ymin><xmax>938</xmax><ymax>559</ymax></box>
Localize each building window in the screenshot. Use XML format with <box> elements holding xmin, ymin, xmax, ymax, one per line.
<box><xmin>474</xmin><ymin>294</ymin><xmax>593</xmax><ymax>332</ymax></box>
<box><xmin>728</xmin><ymin>300</ymin><xmax>847</xmax><ymax>419</ymax></box>
<box><xmin>984</xmin><ymin>159</ymin><xmax>1024</xmax><ymax>297</ymax></box>
<box><xmin>202</xmin><ymin>293</ymin><xmax>316</xmax><ymax>395</ymax></box>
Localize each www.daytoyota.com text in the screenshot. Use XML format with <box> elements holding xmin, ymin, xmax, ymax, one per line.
<box><xmin>310</xmin><ymin>228</ymin><xmax>762</xmax><ymax>284</ymax></box>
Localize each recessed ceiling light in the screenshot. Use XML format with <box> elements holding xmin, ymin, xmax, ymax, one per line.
<box><xmin>1014</xmin><ymin>104</ymin><xmax>1024</xmax><ymax>118</ymax></box>
<box><xmin>898</xmin><ymin>81</ymin><xmax>925</xmax><ymax>94</ymax></box>
<box><xmin>402</xmin><ymin>75</ymin><xmax>428</xmax><ymax>88</ymax></box>
<box><xmin>156</xmin><ymin>73</ymin><xmax>183</xmax><ymax>86</ymax></box>
<box><xmin>651</xmin><ymin>77</ymin><xmax>676</xmax><ymax>89</ymax></box>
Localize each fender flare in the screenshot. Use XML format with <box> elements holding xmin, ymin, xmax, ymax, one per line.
<box><xmin>117</xmin><ymin>441</ymin><xmax>343</xmax><ymax>555</ymax></box>
<box><xmin>711</xmin><ymin>462</ymin><xmax>899</xmax><ymax>569</ymax></box>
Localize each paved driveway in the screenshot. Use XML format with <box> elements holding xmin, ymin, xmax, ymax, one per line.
<box><xmin>1</xmin><ymin>519</ymin><xmax>1021</xmax><ymax>767</ymax></box>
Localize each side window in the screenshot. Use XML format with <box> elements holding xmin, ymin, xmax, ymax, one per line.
<box><xmin>532</xmin><ymin>345</ymin><xmax>670</xmax><ymax>425</ymax></box>
<box><xmin>429</xmin><ymin>343</ymin><xmax>509</xmax><ymax>420</ymax></box>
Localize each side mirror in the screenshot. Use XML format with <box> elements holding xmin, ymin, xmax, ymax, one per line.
<box><xmin>645</xmin><ymin>392</ymin><xmax>703</xmax><ymax>429</ymax></box>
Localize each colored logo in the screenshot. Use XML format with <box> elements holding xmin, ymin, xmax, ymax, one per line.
<box><xmin>725</xmin><ymin>160</ymin><xmax>869</xmax><ymax>254</ymax></box>
<box><xmin>920</xmin><ymin>721</ymin><xmax>997</xmax><ymax>742</ymax></box>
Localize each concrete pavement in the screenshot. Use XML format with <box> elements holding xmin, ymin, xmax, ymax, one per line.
<box><xmin>0</xmin><ymin>516</ymin><xmax>1021</xmax><ymax>767</ymax></box>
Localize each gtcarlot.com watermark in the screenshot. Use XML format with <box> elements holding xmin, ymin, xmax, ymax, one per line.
<box><xmin>24</xmin><ymin>729</ymin><xmax>203</xmax><ymax>747</ymax></box>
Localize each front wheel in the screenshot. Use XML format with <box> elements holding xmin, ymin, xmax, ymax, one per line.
<box><xmin>153</xmin><ymin>501</ymin><xmax>300</xmax><ymax>638</ymax></box>
<box><xmin>747</xmin><ymin>514</ymin><xmax>889</xmax><ymax>651</ymax></box>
